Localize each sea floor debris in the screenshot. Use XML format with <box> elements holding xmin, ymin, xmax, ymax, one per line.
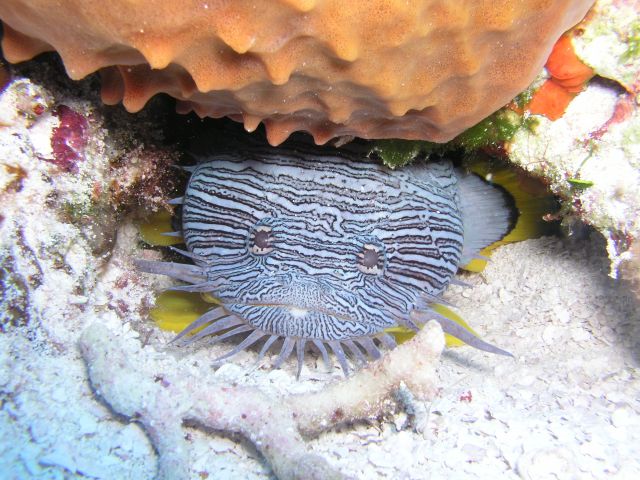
<box><xmin>79</xmin><ymin>320</ymin><xmax>444</xmax><ymax>480</ymax></box>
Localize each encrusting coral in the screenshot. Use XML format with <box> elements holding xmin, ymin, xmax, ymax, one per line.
<box><xmin>0</xmin><ymin>0</ymin><xmax>594</xmax><ymax>145</ymax></box>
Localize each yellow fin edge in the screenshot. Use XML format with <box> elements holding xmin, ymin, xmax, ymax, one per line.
<box><xmin>139</xmin><ymin>210</ymin><xmax>184</xmax><ymax>246</ymax></box>
<box><xmin>461</xmin><ymin>159</ymin><xmax>557</xmax><ymax>273</ymax></box>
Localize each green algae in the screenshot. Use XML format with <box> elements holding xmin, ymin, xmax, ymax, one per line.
<box><xmin>511</xmin><ymin>88</ymin><xmax>536</xmax><ymax>110</ymax></box>
<box><xmin>455</xmin><ymin>109</ymin><xmax>537</xmax><ymax>151</ymax></box>
<box><xmin>567</xmin><ymin>178</ymin><xmax>595</xmax><ymax>189</ymax></box>
<box><xmin>61</xmin><ymin>197</ymin><xmax>100</xmax><ymax>224</ymax></box>
<box><xmin>368</xmin><ymin>139</ymin><xmax>441</xmax><ymax>169</ymax></box>
<box><xmin>370</xmin><ymin>106</ymin><xmax>538</xmax><ymax>169</ymax></box>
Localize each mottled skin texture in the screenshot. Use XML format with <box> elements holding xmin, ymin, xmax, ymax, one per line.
<box><xmin>138</xmin><ymin>147</ymin><xmax>512</xmax><ymax>375</ymax></box>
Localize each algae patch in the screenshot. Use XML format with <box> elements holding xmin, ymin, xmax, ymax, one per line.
<box><xmin>369</xmin><ymin>107</ymin><xmax>537</xmax><ymax>169</ymax></box>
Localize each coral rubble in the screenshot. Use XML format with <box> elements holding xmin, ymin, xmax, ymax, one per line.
<box><xmin>0</xmin><ymin>0</ymin><xmax>594</xmax><ymax>145</ymax></box>
<box><xmin>79</xmin><ymin>320</ymin><xmax>443</xmax><ymax>480</ymax></box>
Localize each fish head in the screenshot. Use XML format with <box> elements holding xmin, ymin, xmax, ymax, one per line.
<box><xmin>183</xmin><ymin>154</ymin><xmax>464</xmax><ymax>340</ymax></box>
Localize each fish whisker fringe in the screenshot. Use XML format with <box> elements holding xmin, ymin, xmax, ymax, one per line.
<box><xmin>176</xmin><ymin>314</ymin><xmax>244</xmax><ymax>345</ymax></box>
<box><xmin>165</xmin><ymin>281</ymin><xmax>222</xmax><ymax>293</ymax></box>
<box><xmin>273</xmin><ymin>337</ymin><xmax>296</xmax><ymax>369</ymax></box>
<box><xmin>328</xmin><ymin>341</ymin><xmax>350</xmax><ymax>377</ymax></box>
<box><xmin>172</xmin><ymin>307</ymin><xmax>388</xmax><ymax>376</ymax></box>
<box><xmin>418</xmin><ymin>292</ymin><xmax>454</xmax><ymax>308</ymax></box>
<box><xmin>168</xmin><ymin>246</ymin><xmax>211</xmax><ymax>264</ymax></box>
<box><xmin>295</xmin><ymin>339</ymin><xmax>306</xmax><ymax>379</ymax></box>
<box><xmin>312</xmin><ymin>340</ymin><xmax>332</xmax><ymax>371</ymax></box>
<box><xmin>170</xmin><ymin>307</ymin><xmax>227</xmax><ymax>344</ymax></box>
<box><xmin>167</xmin><ymin>196</ymin><xmax>184</xmax><ymax>205</ymax></box>
<box><xmin>212</xmin><ymin>329</ymin><xmax>267</xmax><ymax>364</ymax></box>
<box><xmin>378</xmin><ymin>332</ymin><xmax>398</xmax><ymax>350</ymax></box>
<box><xmin>255</xmin><ymin>335</ymin><xmax>279</xmax><ymax>365</ymax></box>
<box><xmin>202</xmin><ymin>324</ymin><xmax>253</xmax><ymax>346</ymax></box>
<box><xmin>412</xmin><ymin>309</ymin><xmax>513</xmax><ymax>357</ymax></box>
<box><xmin>355</xmin><ymin>337</ymin><xmax>382</xmax><ymax>360</ymax></box>
<box><xmin>401</xmin><ymin>317</ymin><xmax>421</xmax><ymax>332</ymax></box>
<box><xmin>343</xmin><ymin>339</ymin><xmax>367</xmax><ymax>366</ymax></box>
<box><xmin>161</xmin><ymin>231</ymin><xmax>183</xmax><ymax>238</ymax></box>
<box><xmin>449</xmin><ymin>278</ymin><xmax>472</xmax><ymax>288</ymax></box>
<box><xmin>135</xmin><ymin>260</ymin><xmax>206</xmax><ymax>284</ymax></box>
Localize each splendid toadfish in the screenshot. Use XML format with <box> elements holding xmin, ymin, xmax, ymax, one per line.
<box><xmin>137</xmin><ymin>144</ymin><xmax>516</xmax><ymax>376</ymax></box>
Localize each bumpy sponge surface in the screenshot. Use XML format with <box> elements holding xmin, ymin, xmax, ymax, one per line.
<box><xmin>0</xmin><ymin>0</ymin><xmax>594</xmax><ymax>144</ymax></box>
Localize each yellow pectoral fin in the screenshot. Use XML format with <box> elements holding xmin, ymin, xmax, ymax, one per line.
<box><xmin>384</xmin><ymin>326</ymin><xmax>417</xmax><ymax>345</ymax></box>
<box><xmin>150</xmin><ymin>290</ymin><xmax>214</xmax><ymax>332</ymax></box>
<box><xmin>139</xmin><ymin>210</ymin><xmax>184</xmax><ymax>246</ymax></box>
<box><xmin>461</xmin><ymin>255</ymin><xmax>489</xmax><ymax>273</ymax></box>
<box><xmin>433</xmin><ymin>304</ymin><xmax>479</xmax><ymax>347</ymax></box>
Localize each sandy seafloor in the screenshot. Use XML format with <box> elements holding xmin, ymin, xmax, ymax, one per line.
<box><xmin>1</xmin><ymin>18</ymin><xmax>640</xmax><ymax>480</ymax></box>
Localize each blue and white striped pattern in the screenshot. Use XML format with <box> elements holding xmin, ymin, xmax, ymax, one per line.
<box><xmin>138</xmin><ymin>146</ymin><xmax>512</xmax><ymax>376</ymax></box>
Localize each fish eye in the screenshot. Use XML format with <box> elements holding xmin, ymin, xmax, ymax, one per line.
<box><xmin>358</xmin><ymin>243</ymin><xmax>383</xmax><ymax>275</ymax></box>
<box><xmin>250</xmin><ymin>225</ymin><xmax>273</xmax><ymax>255</ymax></box>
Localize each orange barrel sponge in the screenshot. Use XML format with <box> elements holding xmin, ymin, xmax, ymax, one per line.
<box><xmin>0</xmin><ymin>1</ymin><xmax>595</xmax><ymax>145</ymax></box>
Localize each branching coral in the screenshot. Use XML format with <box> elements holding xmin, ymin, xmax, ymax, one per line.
<box><xmin>0</xmin><ymin>0</ymin><xmax>594</xmax><ymax>145</ymax></box>
<box><xmin>79</xmin><ymin>321</ymin><xmax>444</xmax><ymax>480</ymax></box>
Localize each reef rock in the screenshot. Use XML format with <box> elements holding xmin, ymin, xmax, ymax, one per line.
<box><xmin>507</xmin><ymin>0</ymin><xmax>640</xmax><ymax>279</ymax></box>
<box><xmin>0</xmin><ymin>0</ymin><xmax>594</xmax><ymax>145</ymax></box>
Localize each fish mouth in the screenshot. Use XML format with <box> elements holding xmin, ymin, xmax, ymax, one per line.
<box><xmin>223</xmin><ymin>302</ymin><xmax>375</xmax><ymax>340</ymax></box>
<box><xmin>236</xmin><ymin>301</ymin><xmax>354</xmax><ymax>322</ymax></box>
<box><xmin>168</xmin><ymin>299</ymin><xmax>395</xmax><ymax>378</ymax></box>
<box><xmin>214</xmin><ymin>277</ymin><xmax>371</xmax><ymax>326</ymax></box>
